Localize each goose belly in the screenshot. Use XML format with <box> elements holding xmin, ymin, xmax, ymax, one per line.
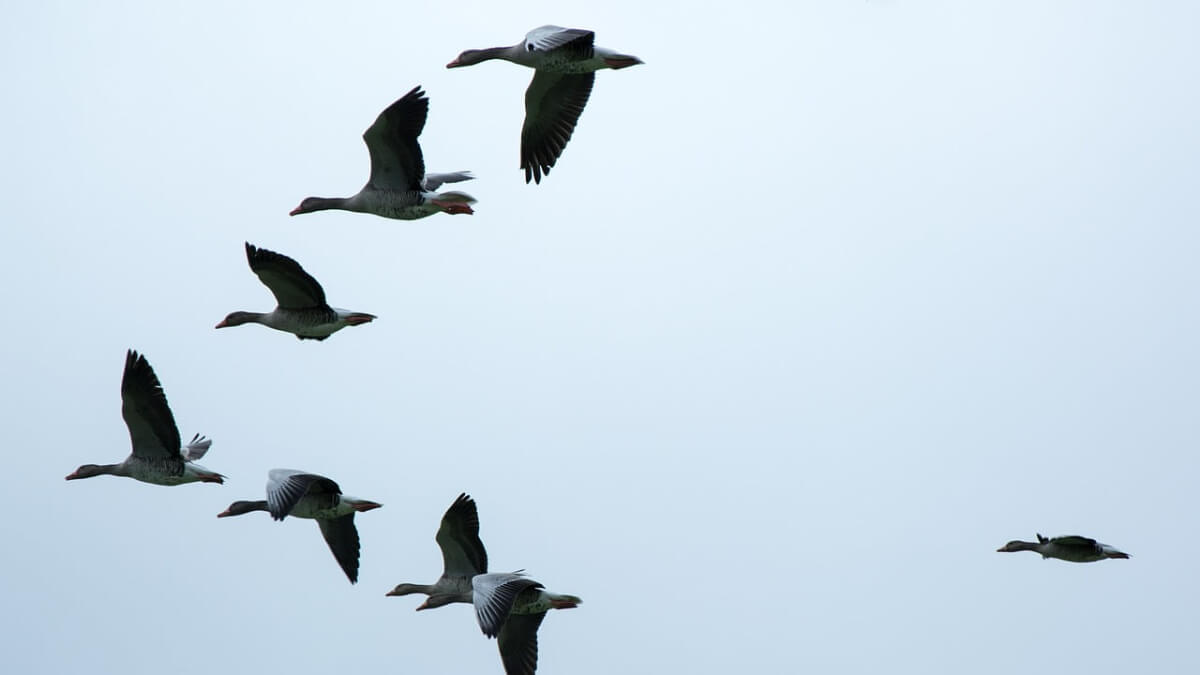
<box><xmin>263</xmin><ymin>310</ymin><xmax>342</xmax><ymax>338</ymax></box>
<box><xmin>124</xmin><ymin>459</ymin><xmax>192</xmax><ymax>486</ymax></box>
<box><xmin>354</xmin><ymin>190</ymin><xmax>438</xmax><ymax>220</ymax></box>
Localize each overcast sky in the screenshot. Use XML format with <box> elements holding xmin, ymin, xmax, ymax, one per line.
<box><xmin>3</xmin><ymin>1</ymin><xmax>1198</xmax><ymax>673</ymax></box>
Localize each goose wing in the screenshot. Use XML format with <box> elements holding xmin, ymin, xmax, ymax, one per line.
<box><xmin>182</xmin><ymin>434</ymin><xmax>212</xmax><ymax>461</ymax></box>
<box><xmin>1052</xmin><ymin>535</ymin><xmax>1101</xmax><ymax>549</ymax></box>
<box><xmin>266</xmin><ymin>469</ymin><xmax>341</xmax><ymax>520</ymax></box>
<box><xmin>120</xmin><ymin>350</ymin><xmax>182</xmax><ymax>461</ymax></box>
<box><xmin>362</xmin><ymin>86</ymin><xmax>427</xmax><ymax>191</ymax></box>
<box><xmin>521</xmin><ymin>72</ymin><xmax>595</xmax><ymax>183</ymax></box>
<box><xmin>497</xmin><ymin>612</ymin><xmax>547</xmax><ymax>675</ymax></box>
<box><xmin>436</xmin><ymin>493</ymin><xmax>488</xmax><ymax>579</ymax></box>
<box><xmin>473</xmin><ymin>573</ymin><xmax>543</xmax><ymax>637</ymax></box>
<box><xmin>244</xmin><ymin>243</ymin><xmax>328</xmax><ymax>309</ymax></box>
<box><xmin>423</xmin><ymin>171</ymin><xmax>474</xmax><ymax>191</ymax></box>
<box><xmin>524</xmin><ymin>26</ymin><xmax>595</xmax><ymax>57</ymax></box>
<box><xmin>318</xmin><ymin>514</ymin><xmax>362</xmax><ymax>583</ymax></box>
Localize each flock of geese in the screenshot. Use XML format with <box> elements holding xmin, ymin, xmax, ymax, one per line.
<box><xmin>63</xmin><ymin>24</ymin><xmax>1130</xmax><ymax>675</ymax></box>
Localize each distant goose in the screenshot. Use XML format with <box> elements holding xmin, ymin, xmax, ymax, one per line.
<box><xmin>471</xmin><ymin>572</ymin><xmax>582</xmax><ymax>675</ymax></box>
<box><xmin>218</xmin><ymin>469</ymin><xmax>382</xmax><ymax>583</ymax></box>
<box><xmin>386</xmin><ymin>493</ymin><xmax>487</xmax><ymax>607</ymax></box>
<box><xmin>290</xmin><ymin>85</ymin><xmax>476</xmax><ymax>220</ymax></box>
<box><xmin>997</xmin><ymin>533</ymin><xmax>1131</xmax><ymax>563</ymax></box>
<box><xmin>447</xmin><ymin>25</ymin><xmax>642</xmax><ymax>183</ymax></box>
<box><xmin>215</xmin><ymin>242</ymin><xmax>376</xmax><ymax>340</ymax></box>
<box><xmin>66</xmin><ymin>350</ymin><xmax>222</xmax><ymax>486</ymax></box>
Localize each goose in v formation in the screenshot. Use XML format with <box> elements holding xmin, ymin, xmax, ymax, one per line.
<box><xmin>66</xmin><ymin>350</ymin><xmax>223</xmax><ymax>486</ymax></box>
<box><xmin>447</xmin><ymin>25</ymin><xmax>642</xmax><ymax>184</ymax></box>
<box><xmin>218</xmin><ymin>469</ymin><xmax>382</xmax><ymax>583</ymax></box>
<box><xmin>289</xmin><ymin>85</ymin><xmax>476</xmax><ymax>220</ymax></box>
<box><xmin>389</xmin><ymin>492</ymin><xmax>580</xmax><ymax>675</ymax></box>
<box><xmin>997</xmin><ymin>533</ymin><xmax>1130</xmax><ymax>563</ymax></box>
<box><xmin>470</xmin><ymin>572</ymin><xmax>582</xmax><ymax>675</ymax></box>
<box><xmin>215</xmin><ymin>242</ymin><xmax>376</xmax><ymax>340</ymax></box>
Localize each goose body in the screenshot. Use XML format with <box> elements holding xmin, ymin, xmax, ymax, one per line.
<box><xmin>66</xmin><ymin>350</ymin><xmax>222</xmax><ymax>486</ymax></box>
<box><xmin>997</xmin><ymin>533</ymin><xmax>1130</xmax><ymax>563</ymax></box>
<box><xmin>217</xmin><ymin>469</ymin><xmax>382</xmax><ymax>583</ymax></box>
<box><xmin>216</xmin><ymin>242</ymin><xmax>375</xmax><ymax>340</ymax></box>
<box><xmin>290</xmin><ymin>86</ymin><xmax>475</xmax><ymax>220</ymax></box>
<box><xmin>447</xmin><ymin>26</ymin><xmax>642</xmax><ymax>183</ymax></box>
<box><xmin>387</xmin><ymin>493</ymin><xmax>488</xmax><ymax>607</ymax></box>
<box><xmin>472</xmin><ymin>572</ymin><xmax>582</xmax><ymax>675</ymax></box>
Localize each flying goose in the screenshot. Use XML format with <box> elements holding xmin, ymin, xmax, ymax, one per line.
<box><xmin>386</xmin><ymin>492</ymin><xmax>488</xmax><ymax>607</ymax></box>
<box><xmin>217</xmin><ymin>469</ymin><xmax>382</xmax><ymax>583</ymax></box>
<box><xmin>66</xmin><ymin>350</ymin><xmax>222</xmax><ymax>485</ymax></box>
<box><xmin>215</xmin><ymin>242</ymin><xmax>376</xmax><ymax>340</ymax></box>
<box><xmin>289</xmin><ymin>86</ymin><xmax>476</xmax><ymax>220</ymax></box>
<box><xmin>447</xmin><ymin>25</ymin><xmax>642</xmax><ymax>183</ymax></box>
<box><xmin>997</xmin><ymin>533</ymin><xmax>1131</xmax><ymax>563</ymax></box>
<box><xmin>471</xmin><ymin>572</ymin><xmax>582</xmax><ymax>675</ymax></box>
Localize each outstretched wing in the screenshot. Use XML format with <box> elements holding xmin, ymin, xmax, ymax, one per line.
<box><xmin>436</xmin><ymin>493</ymin><xmax>488</xmax><ymax>578</ymax></box>
<box><xmin>497</xmin><ymin>612</ymin><xmax>546</xmax><ymax>675</ymax></box>
<box><xmin>318</xmin><ymin>514</ymin><xmax>362</xmax><ymax>583</ymax></box>
<box><xmin>245</xmin><ymin>243</ymin><xmax>327</xmax><ymax>309</ymax></box>
<box><xmin>362</xmin><ymin>86</ymin><xmax>427</xmax><ymax>191</ymax></box>
<box><xmin>121</xmin><ymin>350</ymin><xmax>182</xmax><ymax>461</ymax></box>
<box><xmin>521</xmin><ymin>72</ymin><xmax>595</xmax><ymax>183</ymax></box>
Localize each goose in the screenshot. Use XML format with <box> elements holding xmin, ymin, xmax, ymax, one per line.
<box><xmin>997</xmin><ymin>533</ymin><xmax>1131</xmax><ymax>563</ymax></box>
<box><xmin>386</xmin><ymin>492</ymin><xmax>488</xmax><ymax>607</ymax></box>
<box><xmin>215</xmin><ymin>242</ymin><xmax>376</xmax><ymax>340</ymax></box>
<box><xmin>470</xmin><ymin>572</ymin><xmax>582</xmax><ymax>675</ymax></box>
<box><xmin>217</xmin><ymin>469</ymin><xmax>382</xmax><ymax>583</ymax></box>
<box><xmin>66</xmin><ymin>350</ymin><xmax>222</xmax><ymax>486</ymax></box>
<box><xmin>447</xmin><ymin>26</ymin><xmax>642</xmax><ymax>183</ymax></box>
<box><xmin>289</xmin><ymin>85</ymin><xmax>476</xmax><ymax>220</ymax></box>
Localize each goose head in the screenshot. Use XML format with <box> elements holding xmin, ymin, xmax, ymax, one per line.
<box><xmin>446</xmin><ymin>49</ymin><xmax>497</xmax><ymax>68</ymax></box>
<box><xmin>385</xmin><ymin>583</ymin><xmax>425</xmax><ymax>597</ymax></box>
<box><xmin>215</xmin><ymin>311</ymin><xmax>261</xmax><ymax>329</ymax></box>
<box><xmin>216</xmin><ymin>501</ymin><xmax>269</xmax><ymax>518</ymax></box>
<box><xmin>65</xmin><ymin>464</ymin><xmax>116</xmax><ymax>480</ymax></box>
<box><xmin>996</xmin><ymin>540</ymin><xmax>1039</xmax><ymax>553</ymax></box>
<box><xmin>289</xmin><ymin>197</ymin><xmax>346</xmax><ymax>216</ymax></box>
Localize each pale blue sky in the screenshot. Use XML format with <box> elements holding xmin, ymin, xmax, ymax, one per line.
<box><xmin>3</xmin><ymin>2</ymin><xmax>1197</xmax><ymax>673</ymax></box>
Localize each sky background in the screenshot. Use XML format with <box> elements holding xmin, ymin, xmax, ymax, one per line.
<box><xmin>3</xmin><ymin>1</ymin><xmax>1198</xmax><ymax>673</ymax></box>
